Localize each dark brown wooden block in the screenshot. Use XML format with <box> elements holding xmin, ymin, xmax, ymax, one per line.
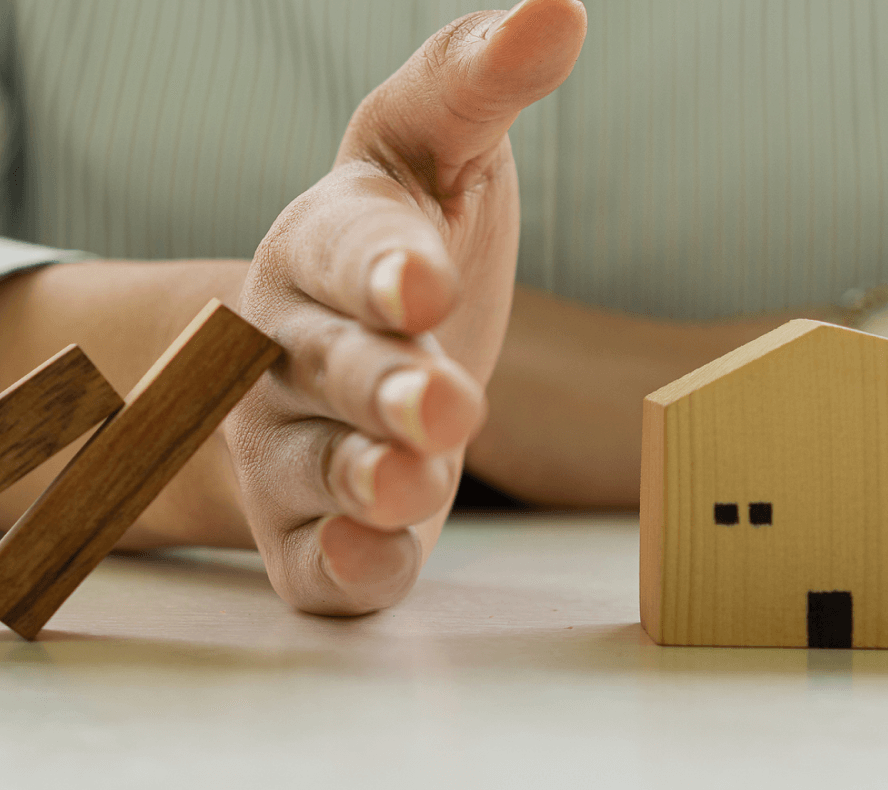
<box><xmin>0</xmin><ymin>299</ymin><xmax>283</xmax><ymax>639</ymax></box>
<box><xmin>0</xmin><ymin>345</ymin><xmax>123</xmax><ymax>495</ymax></box>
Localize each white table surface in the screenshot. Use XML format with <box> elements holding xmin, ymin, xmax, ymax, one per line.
<box><xmin>2</xmin><ymin>512</ymin><xmax>887</xmax><ymax>789</ymax></box>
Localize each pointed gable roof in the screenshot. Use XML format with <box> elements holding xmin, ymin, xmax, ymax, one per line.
<box><xmin>644</xmin><ymin>319</ymin><xmax>850</xmax><ymax>407</ymax></box>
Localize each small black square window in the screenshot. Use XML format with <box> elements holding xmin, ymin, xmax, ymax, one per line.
<box><xmin>714</xmin><ymin>503</ymin><xmax>739</xmax><ymax>525</ymax></box>
<box><xmin>749</xmin><ymin>502</ymin><xmax>772</xmax><ymax>526</ymax></box>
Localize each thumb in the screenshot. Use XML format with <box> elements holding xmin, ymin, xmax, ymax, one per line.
<box><xmin>336</xmin><ymin>0</ymin><xmax>587</xmax><ymax>194</ymax></box>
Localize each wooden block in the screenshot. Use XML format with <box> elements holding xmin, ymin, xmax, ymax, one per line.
<box><xmin>0</xmin><ymin>299</ymin><xmax>283</xmax><ymax>639</ymax></box>
<box><xmin>0</xmin><ymin>345</ymin><xmax>123</xmax><ymax>494</ymax></box>
<box><xmin>639</xmin><ymin>319</ymin><xmax>888</xmax><ymax>648</ymax></box>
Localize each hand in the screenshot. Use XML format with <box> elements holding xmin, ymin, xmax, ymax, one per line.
<box><xmin>224</xmin><ymin>0</ymin><xmax>587</xmax><ymax>615</ymax></box>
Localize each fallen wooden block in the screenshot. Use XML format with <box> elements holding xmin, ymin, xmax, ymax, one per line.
<box><xmin>0</xmin><ymin>299</ymin><xmax>282</xmax><ymax>640</ymax></box>
<box><xmin>0</xmin><ymin>345</ymin><xmax>123</xmax><ymax>494</ymax></box>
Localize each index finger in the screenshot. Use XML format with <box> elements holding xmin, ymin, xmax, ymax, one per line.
<box><xmin>250</xmin><ymin>164</ymin><xmax>459</xmax><ymax>336</ymax></box>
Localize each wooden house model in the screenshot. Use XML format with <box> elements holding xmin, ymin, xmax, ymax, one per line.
<box><xmin>640</xmin><ymin>319</ymin><xmax>888</xmax><ymax>648</ymax></box>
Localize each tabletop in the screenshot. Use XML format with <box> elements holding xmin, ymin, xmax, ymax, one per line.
<box><xmin>2</xmin><ymin>512</ymin><xmax>887</xmax><ymax>789</ymax></box>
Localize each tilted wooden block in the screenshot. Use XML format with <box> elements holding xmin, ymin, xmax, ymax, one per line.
<box><xmin>0</xmin><ymin>345</ymin><xmax>123</xmax><ymax>494</ymax></box>
<box><xmin>640</xmin><ymin>320</ymin><xmax>888</xmax><ymax>649</ymax></box>
<box><xmin>0</xmin><ymin>299</ymin><xmax>283</xmax><ymax>639</ymax></box>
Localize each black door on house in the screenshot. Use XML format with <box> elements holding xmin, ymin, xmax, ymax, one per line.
<box><xmin>807</xmin><ymin>591</ymin><xmax>853</xmax><ymax>648</ymax></box>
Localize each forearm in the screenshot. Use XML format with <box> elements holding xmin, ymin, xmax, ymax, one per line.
<box><xmin>465</xmin><ymin>284</ymin><xmax>836</xmax><ymax>510</ymax></box>
<box><xmin>0</xmin><ymin>259</ymin><xmax>253</xmax><ymax>549</ymax></box>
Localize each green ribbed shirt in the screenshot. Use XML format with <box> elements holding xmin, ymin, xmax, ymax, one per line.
<box><xmin>1</xmin><ymin>0</ymin><xmax>887</xmax><ymax>320</ymax></box>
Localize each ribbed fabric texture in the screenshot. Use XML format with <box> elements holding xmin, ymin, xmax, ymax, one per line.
<box><xmin>5</xmin><ymin>0</ymin><xmax>888</xmax><ymax>320</ymax></box>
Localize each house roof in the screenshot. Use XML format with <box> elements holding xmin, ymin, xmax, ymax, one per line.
<box><xmin>644</xmin><ymin>319</ymin><xmax>871</xmax><ymax>407</ymax></box>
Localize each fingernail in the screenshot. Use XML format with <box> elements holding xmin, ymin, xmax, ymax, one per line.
<box><xmin>378</xmin><ymin>369</ymin><xmax>428</xmax><ymax>448</ymax></box>
<box><xmin>489</xmin><ymin>0</ymin><xmax>531</xmax><ymax>37</ymax></box>
<box><xmin>315</xmin><ymin>514</ymin><xmax>338</xmax><ymax>547</ymax></box>
<box><xmin>349</xmin><ymin>444</ymin><xmax>388</xmax><ymax>507</ymax></box>
<box><xmin>369</xmin><ymin>250</ymin><xmax>407</xmax><ymax>329</ymax></box>
<box><xmin>316</xmin><ymin>515</ymin><xmax>347</xmax><ymax>585</ymax></box>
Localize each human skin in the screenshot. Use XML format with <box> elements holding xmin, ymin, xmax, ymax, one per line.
<box><xmin>0</xmin><ymin>0</ymin><xmax>836</xmax><ymax>615</ymax></box>
<box><xmin>0</xmin><ymin>269</ymin><xmax>830</xmax><ymax>549</ymax></box>
<box><xmin>0</xmin><ymin>0</ymin><xmax>589</xmax><ymax>616</ymax></box>
<box><xmin>224</xmin><ymin>0</ymin><xmax>590</xmax><ymax>615</ymax></box>
<box><xmin>466</xmin><ymin>286</ymin><xmax>835</xmax><ymax>509</ymax></box>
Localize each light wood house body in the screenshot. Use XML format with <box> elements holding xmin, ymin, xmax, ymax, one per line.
<box><xmin>640</xmin><ymin>320</ymin><xmax>888</xmax><ymax>648</ymax></box>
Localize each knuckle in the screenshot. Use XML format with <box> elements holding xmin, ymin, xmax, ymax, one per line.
<box><xmin>319</xmin><ymin>424</ymin><xmax>352</xmax><ymax>503</ymax></box>
<box><xmin>224</xmin><ymin>407</ymin><xmax>279</xmax><ymax>493</ymax></box>
<box><xmin>286</xmin><ymin>312</ymin><xmax>353</xmax><ymax>398</ymax></box>
<box><xmin>246</xmin><ymin>174</ymin><xmax>339</xmax><ymax>312</ymax></box>
<box><xmin>423</xmin><ymin>12</ymin><xmax>491</xmax><ymax>71</ymax></box>
<box><xmin>413</xmin><ymin>12</ymin><xmax>508</xmax><ymax>136</ymax></box>
<box><xmin>251</xmin><ymin>194</ymin><xmax>303</xmax><ymax>278</ymax></box>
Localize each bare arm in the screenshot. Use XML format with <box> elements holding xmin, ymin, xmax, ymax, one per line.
<box><xmin>0</xmin><ymin>262</ymin><xmax>840</xmax><ymax>548</ymax></box>
<box><xmin>0</xmin><ymin>259</ymin><xmax>253</xmax><ymax>550</ymax></box>
<box><xmin>465</xmin><ymin>284</ymin><xmax>837</xmax><ymax>510</ymax></box>
<box><xmin>0</xmin><ymin>1</ymin><xmax>592</xmax><ymax>617</ymax></box>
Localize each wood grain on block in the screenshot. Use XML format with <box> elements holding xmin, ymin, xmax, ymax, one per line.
<box><xmin>0</xmin><ymin>345</ymin><xmax>123</xmax><ymax>494</ymax></box>
<box><xmin>0</xmin><ymin>299</ymin><xmax>282</xmax><ymax>640</ymax></box>
<box><xmin>639</xmin><ymin>319</ymin><xmax>888</xmax><ymax>648</ymax></box>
